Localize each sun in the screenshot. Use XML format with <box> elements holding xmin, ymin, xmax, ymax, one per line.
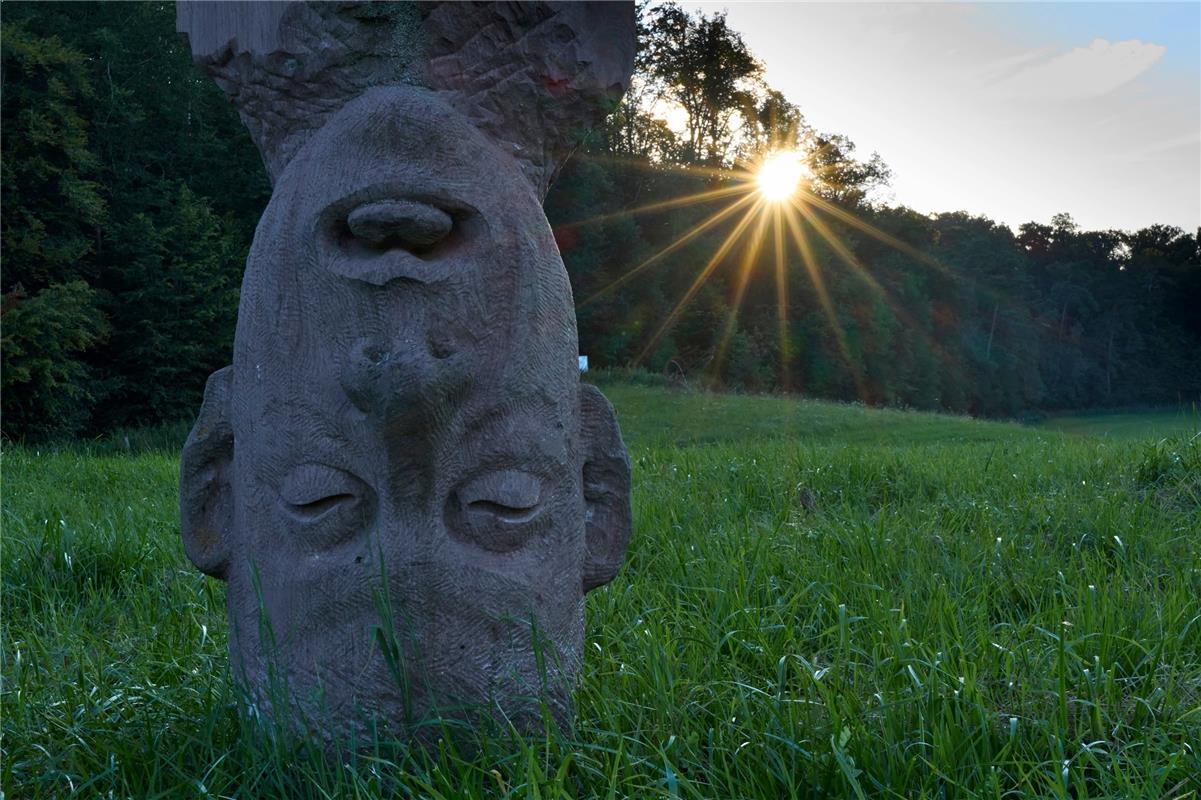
<box><xmin>757</xmin><ymin>150</ymin><xmax>808</xmax><ymax>201</ymax></box>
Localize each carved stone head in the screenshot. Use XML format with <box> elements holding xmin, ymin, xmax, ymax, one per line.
<box><xmin>177</xmin><ymin>2</ymin><xmax>634</xmax><ymax>739</ymax></box>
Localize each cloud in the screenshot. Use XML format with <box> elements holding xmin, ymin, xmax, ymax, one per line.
<box><xmin>697</xmin><ymin>1</ymin><xmax>1199</xmax><ymax>230</ymax></box>
<box><xmin>1117</xmin><ymin>131</ymin><xmax>1201</xmax><ymax>162</ymax></box>
<box><xmin>977</xmin><ymin>48</ymin><xmax>1053</xmax><ymax>82</ymax></box>
<box><xmin>990</xmin><ymin>38</ymin><xmax>1166</xmax><ymax>100</ymax></box>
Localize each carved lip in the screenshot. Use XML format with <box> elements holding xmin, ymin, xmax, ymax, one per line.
<box><xmin>347</xmin><ymin>200</ymin><xmax>452</xmax><ymax>249</ymax></box>
<box><xmin>314</xmin><ymin>182</ymin><xmax>482</xmax><ymax>287</ymax></box>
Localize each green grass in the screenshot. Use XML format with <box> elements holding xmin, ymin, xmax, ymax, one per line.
<box><xmin>1038</xmin><ymin>409</ymin><xmax>1201</xmax><ymax>440</ymax></box>
<box><xmin>4</xmin><ymin>386</ymin><xmax>1199</xmax><ymax>798</ymax></box>
<box><xmin>599</xmin><ymin>384</ymin><xmax>1032</xmax><ymax>447</ymax></box>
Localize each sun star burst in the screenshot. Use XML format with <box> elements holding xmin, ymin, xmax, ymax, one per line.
<box><xmin>757</xmin><ymin>151</ymin><xmax>808</xmax><ymax>201</ymax></box>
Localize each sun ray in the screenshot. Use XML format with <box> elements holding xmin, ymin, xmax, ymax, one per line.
<box><xmin>799</xmin><ymin>188</ymin><xmax>951</xmax><ymax>276</ymax></box>
<box><xmin>799</xmin><ymin>187</ymin><xmax>1031</xmax><ymax>341</ymax></box>
<box><xmin>791</xmin><ymin>197</ymin><xmax>889</xmax><ymax>297</ymax></box>
<box><xmin>635</xmin><ymin>198</ymin><xmax>765</xmax><ymax>365</ymax></box>
<box><xmin>780</xmin><ymin>203</ymin><xmax>869</xmax><ymax>402</ymax></box>
<box><xmin>711</xmin><ymin>209</ymin><xmax>772</xmax><ymax>378</ymax></box>
<box><xmin>791</xmin><ymin>197</ymin><xmax>958</xmax><ymax>371</ymax></box>
<box><xmin>580</xmin><ymin>192</ymin><xmax>759</xmax><ymax>308</ymax></box>
<box><xmin>578</xmin><ymin>151</ymin><xmax>742</xmax><ymax>182</ymax></box>
<box><xmin>772</xmin><ymin>205</ymin><xmax>791</xmax><ymax>390</ymax></box>
<box><xmin>556</xmin><ymin>183</ymin><xmax>753</xmax><ymax>231</ymax></box>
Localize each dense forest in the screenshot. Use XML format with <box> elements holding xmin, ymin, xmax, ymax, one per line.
<box><xmin>3</xmin><ymin>2</ymin><xmax>1199</xmax><ymax>441</ymax></box>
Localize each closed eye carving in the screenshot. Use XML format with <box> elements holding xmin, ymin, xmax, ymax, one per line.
<box><xmin>289</xmin><ymin>492</ymin><xmax>357</xmax><ymax>521</ymax></box>
<box><xmin>466</xmin><ymin>497</ymin><xmax>540</xmax><ymax>523</ymax></box>
<box><xmin>448</xmin><ymin>469</ymin><xmax>547</xmax><ymax>552</ymax></box>
<box><xmin>279</xmin><ymin>464</ymin><xmax>375</xmax><ymax>549</ymax></box>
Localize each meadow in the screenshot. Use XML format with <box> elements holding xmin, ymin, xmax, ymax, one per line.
<box><xmin>3</xmin><ymin>384</ymin><xmax>1199</xmax><ymax>798</ymax></box>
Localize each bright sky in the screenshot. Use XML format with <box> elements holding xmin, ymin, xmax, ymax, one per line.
<box><xmin>682</xmin><ymin>2</ymin><xmax>1201</xmax><ymax>233</ymax></box>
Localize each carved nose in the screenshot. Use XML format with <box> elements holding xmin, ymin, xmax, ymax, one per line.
<box><xmin>341</xmin><ymin>338</ymin><xmax>432</xmax><ymax>415</ymax></box>
<box><xmin>339</xmin><ymin>336</ymin><xmax>468</xmax><ymax>427</ymax></box>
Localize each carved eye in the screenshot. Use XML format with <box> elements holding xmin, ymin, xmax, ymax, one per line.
<box><xmin>279</xmin><ymin>464</ymin><xmax>375</xmax><ymax>550</ymax></box>
<box><xmin>447</xmin><ymin>469</ymin><xmax>548</xmax><ymax>552</ymax></box>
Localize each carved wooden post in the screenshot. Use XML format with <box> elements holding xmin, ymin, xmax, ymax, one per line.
<box><xmin>176</xmin><ymin>1</ymin><xmax>634</xmax><ymax>741</ymax></box>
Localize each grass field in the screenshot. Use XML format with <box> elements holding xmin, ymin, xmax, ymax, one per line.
<box><xmin>3</xmin><ymin>386</ymin><xmax>1199</xmax><ymax>798</ymax></box>
<box><xmin>1037</xmin><ymin>409</ymin><xmax>1201</xmax><ymax>440</ymax></box>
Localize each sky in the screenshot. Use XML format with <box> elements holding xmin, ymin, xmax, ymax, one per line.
<box><xmin>682</xmin><ymin>2</ymin><xmax>1201</xmax><ymax>233</ymax></box>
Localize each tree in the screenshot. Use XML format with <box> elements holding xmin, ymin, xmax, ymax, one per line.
<box><xmin>1</xmin><ymin>20</ymin><xmax>110</xmax><ymax>440</ymax></box>
<box><xmin>804</xmin><ymin>132</ymin><xmax>891</xmax><ymax>207</ymax></box>
<box><xmin>1</xmin><ymin>282</ymin><xmax>109</xmax><ymax>440</ymax></box>
<box><xmin>4</xmin><ymin>1</ymin><xmax>1199</xmax><ymax>436</ymax></box>
<box><xmin>1</xmin><ymin>21</ymin><xmax>107</xmax><ymax>292</ymax></box>
<box><xmin>91</xmin><ymin>185</ymin><xmax>243</xmax><ymax>428</ymax></box>
<box><xmin>1</xmin><ymin>3</ymin><xmax>267</xmax><ymax>440</ymax></box>
<box><xmin>742</xmin><ymin>89</ymin><xmax>806</xmax><ymax>157</ymax></box>
<box><xmin>642</xmin><ymin>3</ymin><xmax>761</xmax><ymax>164</ymax></box>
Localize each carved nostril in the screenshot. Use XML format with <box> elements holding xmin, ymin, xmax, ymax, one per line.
<box><xmin>346</xmin><ymin>200</ymin><xmax>452</xmax><ymax>251</ymax></box>
<box><xmin>363</xmin><ymin>344</ymin><xmax>388</xmax><ymax>365</ymax></box>
<box><xmin>427</xmin><ymin>333</ymin><xmax>455</xmax><ymax>360</ymax></box>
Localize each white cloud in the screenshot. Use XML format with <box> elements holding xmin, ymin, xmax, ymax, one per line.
<box><xmin>1117</xmin><ymin>131</ymin><xmax>1201</xmax><ymax>162</ymax></box>
<box><xmin>683</xmin><ymin>3</ymin><xmax>1199</xmax><ymax>231</ymax></box>
<box><xmin>990</xmin><ymin>39</ymin><xmax>1166</xmax><ymax>100</ymax></box>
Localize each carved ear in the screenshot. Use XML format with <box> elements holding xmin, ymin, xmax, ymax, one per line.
<box><xmin>579</xmin><ymin>384</ymin><xmax>632</xmax><ymax>592</ymax></box>
<box><xmin>180</xmin><ymin>366</ymin><xmax>234</xmax><ymax>580</ymax></box>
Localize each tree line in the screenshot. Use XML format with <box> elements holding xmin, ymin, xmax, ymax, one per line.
<box><xmin>3</xmin><ymin>2</ymin><xmax>1198</xmax><ymax>441</ymax></box>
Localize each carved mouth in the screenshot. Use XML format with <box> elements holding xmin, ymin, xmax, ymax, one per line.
<box><xmin>314</xmin><ymin>184</ymin><xmax>481</xmax><ymax>287</ymax></box>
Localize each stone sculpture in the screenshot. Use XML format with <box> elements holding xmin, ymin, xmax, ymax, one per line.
<box><xmin>176</xmin><ymin>1</ymin><xmax>634</xmax><ymax>741</ymax></box>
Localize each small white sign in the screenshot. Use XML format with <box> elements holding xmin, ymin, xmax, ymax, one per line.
<box><xmin>578</xmin><ymin>355</ymin><xmax>589</xmax><ymax>372</ymax></box>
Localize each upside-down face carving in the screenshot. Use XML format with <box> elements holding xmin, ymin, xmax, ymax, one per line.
<box><xmin>180</xmin><ymin>87</ymin><xmax>631</xmax><ymax>740</ymax></box>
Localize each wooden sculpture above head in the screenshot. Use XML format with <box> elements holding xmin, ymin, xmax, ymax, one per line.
<box><xmin>176</xmin><ymin>1</ymin><xmax>635</xmax><ymax>741</ymax></box>
<box><xmin>176</xmin><ymin>1</ymin><xmax>635</xmax><ymax>194</ymax></box>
